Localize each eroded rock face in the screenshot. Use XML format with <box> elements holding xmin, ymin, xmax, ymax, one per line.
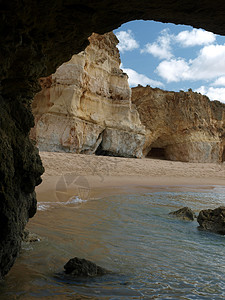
<box><xmin>0</xmin><ymin>99</ymin><xmax>44</xmax><ymax>278</ymax></box>
<box><xmin>31</xmin><ymin>33</ymin><xmax>145</xmax><ymax>158</ymax></box>
<box><xmin>132</xmin><ymin>86</ymin><xmax>225</xmax><ymax>162</ymax></box>
<box><xmin>2</xmin><ymin>0</ymin><xmax>225</xmax><ymax>278</ymax></box>
<box><xmin>197</xmin><ymin>207</ymin><xmax>225</xmax><ymax>235</ymax></box>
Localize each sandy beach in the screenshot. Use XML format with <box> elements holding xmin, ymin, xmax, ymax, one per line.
<box><xmin>36</xmin><ymin>151</ymin><xmax>225</xmax><ymax>202</ymax></box>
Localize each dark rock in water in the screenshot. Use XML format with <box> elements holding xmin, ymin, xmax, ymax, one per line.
<box><xmin>197</xmin><ymin>206</ymin><xmax>225</xmax><ymax>234</ymax></box>
<box><xmin>169</xmin><ymin>207</ymin><xmax>196</xmax><ymax>221</ymax></box>
<box><xmin>21</xmin><ymin>229</ymin><xmax>41</xmax><ymax>243</ymax></box>
<box><xmin>64</xmin><ymin>257</ymin><xmax>108</xmax><ymax>277</ymax></box>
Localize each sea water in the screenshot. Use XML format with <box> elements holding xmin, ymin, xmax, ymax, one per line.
<box><xmin>1</xmin><ymin>186</ymin><xmax>225</xmax><ymax>299</ymax></box>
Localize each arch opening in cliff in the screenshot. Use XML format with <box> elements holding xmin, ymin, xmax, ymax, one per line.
<box><xmin>2</xmin><ymin>0</ymin><xmax>225</xmax><ymax>280</ymax></box>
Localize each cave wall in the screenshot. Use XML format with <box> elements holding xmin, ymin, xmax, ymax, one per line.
<box><xmin>2</xmin><ymin>0</ymin><xmax>225</xmax><ymax>278</ymax></box>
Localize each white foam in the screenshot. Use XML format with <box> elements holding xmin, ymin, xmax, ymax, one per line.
<box><xmin>37</xmin><ymin>203</ymin><xmax>51</xmax><ymax>211</ymax></box>
<box><xmin>66</xmin><ymin>196</ymin><xmax>87</xmax><ymax>204</ymax></box>
<box><xmin>37</xmin><ymin>196</ymin><xmax>87</xmax><ymax>211</ymax></box>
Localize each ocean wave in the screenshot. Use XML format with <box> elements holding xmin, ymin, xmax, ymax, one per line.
<box><xmin>37</xmin><ymin>203</ymin><xmax>51</xmax><ymax>211</ymax></box>
<box><xmin>37</xmin><ymin>196</ymin><xmax>87</xmax><ymax>211</ymax></box>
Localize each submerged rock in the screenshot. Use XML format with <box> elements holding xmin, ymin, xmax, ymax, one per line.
<box><xmin>169</xmin><ymin>207</ymin><xmax>196</xmax><ymax>221</ymax></box>
<box><xmin>197</xmin><ymin>206</ymin><xmax>225</xmax><ymax>234</ymax></box>
<box><xmin>64</xmin><ymin>257</ymin><xmax>108</xmax><ymax>277</ymax></box>
<box><xmin>22</xmin><ymin>230</ymin><xmax>41</xmax><ymax>243</ymax></box>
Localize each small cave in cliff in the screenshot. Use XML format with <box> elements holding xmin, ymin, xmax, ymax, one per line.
<box><xmin>95</xmin><ymin>142</ymin><xmax>108</xmax><ymax>156</ymax></box>
<box><xmin>147</xmin><ymin>147</ymin><xmax>166</xmax><ymax>159</ymax></box>
<box><xmin>95</xmin><ymin>142</ymin><xmax>122</xmax><ymax>158</ymax></box>
<box><xmin>222</xmin><ymin>148</ymin><xmax>225</xmax><ymax>162</ymax></box>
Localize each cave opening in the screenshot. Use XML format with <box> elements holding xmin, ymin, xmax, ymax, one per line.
<box><xmin>95</xmin><ymin>141</ymin><xmax>111</xmax><ymax>157</ymax></box>
<box><xmin>147</xmin><ymin>147</ymin><xmax>166</xmax><ymax>159</ymax></box>
<box><xmin>31</xmin><ymin>20</ymin><xmax>225</xmax><ymax>157</ymax></box>
<box><xmin>2</xmin><ymin>0</ymin><xmax>225</xmax><ymax>283</ymax></box>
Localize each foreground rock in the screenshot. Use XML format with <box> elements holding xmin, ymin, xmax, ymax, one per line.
<box><xmin>132</xmin><ymin>86</ymin><xmax>225</xmax><ymax>163</ymax></box>
<box><xmin>169</xmin><ymin>207</ymin><xmax>196</xmax><ymax>221</ymax></box>
<box><xmin>197</xmin><ymin>206</ymin><xmax>225</xmax><ymax>234</ymax></box>
<box><xmin>64</xmin><ymin>257</ymin><xmax>108</xmax><ymax>277</ymax></box>
<box><xmin>31</xmin><ymin>32</ymin><xmax>145</xmax><ymax>158</ymax></box>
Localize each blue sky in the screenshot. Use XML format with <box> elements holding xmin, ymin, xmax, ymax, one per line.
<box><xmin>114</xmin><ymin>20</ymin><xmax>225</xmax><ymax>103</ymax></box>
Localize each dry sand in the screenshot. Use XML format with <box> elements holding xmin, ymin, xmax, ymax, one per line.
<box><xmin>36</xmin><ymin>151</ymin><xmax>225</xmax><ymax>201</ymax></box>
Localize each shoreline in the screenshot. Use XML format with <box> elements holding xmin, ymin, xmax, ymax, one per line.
<box><xmin>36</xmin><ymin>152</ymin><xmax>225</xmax><ymax>202</ymax></box>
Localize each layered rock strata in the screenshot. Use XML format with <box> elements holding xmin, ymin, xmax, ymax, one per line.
<box><xmin>132</xmin><ymin>86</ymin><xmax>225</xmax><ymax>163</ymax></box>
<box><xmin>2</xmin><ymin>0</ymin><xmax>225</xmax><ymax>278</ymax></box>
<box><xmin>31</xmin><ymin>33</ymin><xmax>145</xmax><ymax>158</ymax></box>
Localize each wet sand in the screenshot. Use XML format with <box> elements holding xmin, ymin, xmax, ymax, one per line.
<box><xmin>36</xmin><ymin>151</ymin><xmax>225</xmax><ymax>202</ymax></box>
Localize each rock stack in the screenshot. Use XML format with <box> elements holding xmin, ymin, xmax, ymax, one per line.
<box><xmin>31</xmin><ymin>33</ymin><xmax>145</xmax><ymax>158</ymax></box>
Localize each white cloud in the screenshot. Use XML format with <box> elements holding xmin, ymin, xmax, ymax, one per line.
<box><xmin>122</xmin><ymin>67</ymin><xmax>164</xmax><ymax>88</ymax></box>
<box><xmin>156</xmin><ymin>58</ymin><xmax>189</xmax><ymax>82</ymax></box>
<box><xmin>116</xmin><ymin>30</ymin><xmax>139</xmax><ymax>53</ymax></box>
<box><xmin>212</xmin><ymin>76</ymin><xmax>225</xmax><ymax>86</ymax></box>
<box><xmin>156</xmin><ymin>44</ymin><xmax>225</xmax><ymax>82</ymax></box>
<box><xmin>188</xmin><ymin>44</ymin><xmax>225</xmax><ymax>80</ymax></box>
<box><xmin>195</xmin><ymin>86</ymin><xmax>225</xmax><ymax>103</ymax></box>
<box><xmin>195</xmin><ymin>86</ymin><xmax>207</xmax><ymax>95</ymax></box>
<box><xmin>141</xmin><ymin>29</ymin><xmax>173</xmax><ymax>60</ymax></box>
<box><xmin>175</xmin><ymin>28</ymin><xmax>216</xmax><ymax>47</ymax></box>
<box><xmin>141</xmin><ymin>28</ymin><xmax>216</xmax><ymax>61</ymax></box>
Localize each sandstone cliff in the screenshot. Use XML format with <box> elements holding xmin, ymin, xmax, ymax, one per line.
<box><xmin>31</xmin><ymin>33</ymin><xmax>145</xmax><ymax>158</ymax></box>
<box><xmin>132</xmin><ymin>86</ymin><xmax>225</xmax><ymax>163</ymax></box>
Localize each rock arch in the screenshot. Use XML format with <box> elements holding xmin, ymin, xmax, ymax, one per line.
<box><xmin>1</xmin><ymin>0</ymin><xmax>225</xmax><ymax>277</ymax></box>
